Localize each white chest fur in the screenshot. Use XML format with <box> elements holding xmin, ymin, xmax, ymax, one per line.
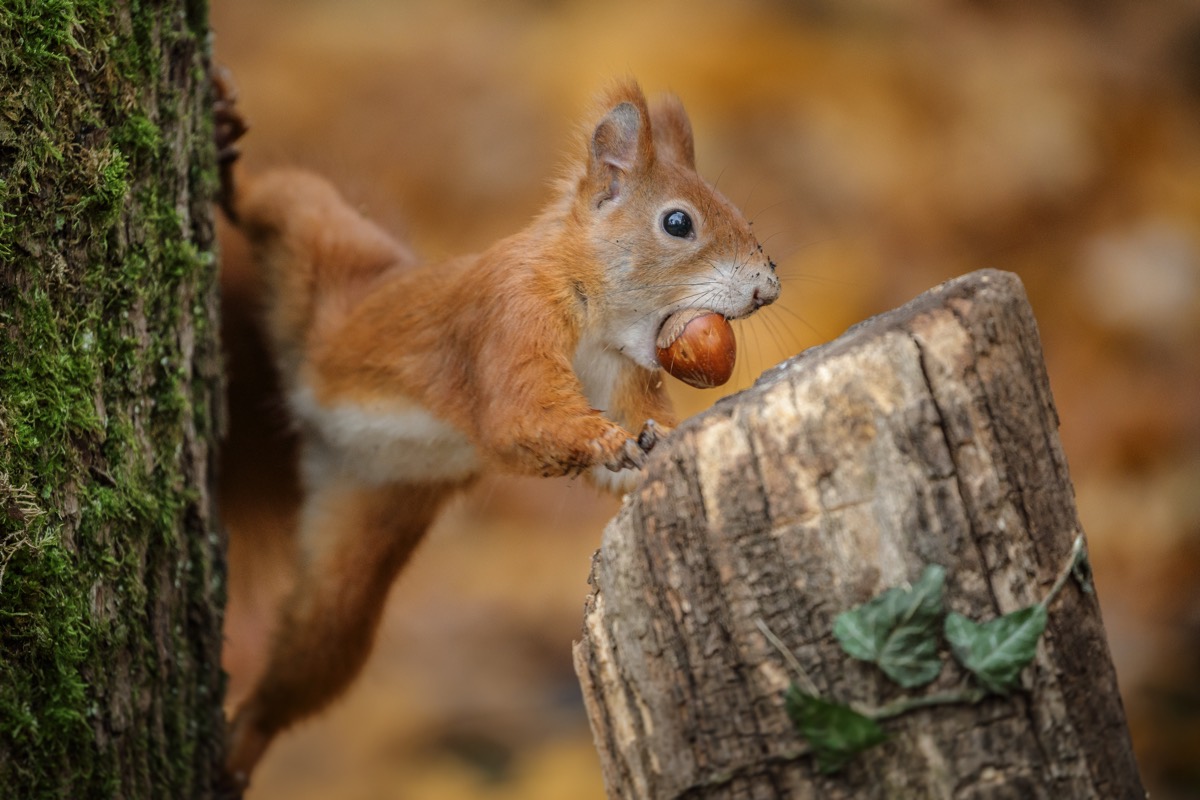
<box><xmin>573</xmin><ymin>332</ymin><xmax>643</xmax><ymax>494</ymax></box>
<box><xmin>289</xmin><ymin>387</ymin><xmax>480</xmax><ymax>486</ymax></box>
<box><xmin>572</xmin><ymin>332</ymin><xmax>623</xmax><ymax>415</ymax></box>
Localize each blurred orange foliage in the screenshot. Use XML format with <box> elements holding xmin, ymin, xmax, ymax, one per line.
<box><xmin>213</xmin><ymin>1</ymin><xmax>1200</xmax><ymax>797</ymax></box>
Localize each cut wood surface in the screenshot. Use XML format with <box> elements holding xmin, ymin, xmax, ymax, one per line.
<box><xmin>573</xmin><ymin>270</ymin><xmax>1144</xmax><ymax>799</ymax></box>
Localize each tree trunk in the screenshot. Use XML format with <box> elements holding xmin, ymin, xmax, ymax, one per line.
<box><xmin>574</xmin><ymin>270</ymin><xmax>1144</xmax><ymax>799</ymax></box>
<box><xmin>0</xmin><ymin>1</ymin><xmax>225</xmax><ymax>797</ymax></box>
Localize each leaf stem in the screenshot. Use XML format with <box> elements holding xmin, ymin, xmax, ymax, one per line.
<box><xmin>1040</xmin><ymin>534</ymin><xmax>1085</xmax><ymax>611</ymax></box>
<box><xmin>858</xmin><ymin>686</ymin><xmax>988</xmax><ymax>721</ymax></box>
<box><xmin>756</xmin><ymin>617</ymin><xmax>821</xmax><ymax>697</ymax></box>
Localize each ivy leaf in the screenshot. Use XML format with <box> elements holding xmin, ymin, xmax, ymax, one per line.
<box><xmin>785</xmin><ymin>685</ymin><xmax>887</xmax><ymax>773</ymax></box>
<box><xmin>832</xmin><ymin>564</ymin><xmax>946</xmax><ymax>688</ymax></box>
<box><xmin>944</xmin><ymin>605</ymin><xmax>1047</xmax><ymax>694</ymax></box>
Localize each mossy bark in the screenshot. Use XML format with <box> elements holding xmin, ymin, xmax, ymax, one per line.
<box><xmin>0</xmin><ymin>1</ymin><xmax>226</xmax><ymax>797</ymax></box>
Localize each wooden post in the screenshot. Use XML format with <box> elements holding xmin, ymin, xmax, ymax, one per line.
<box><xmin>573</xmin><ymin>270</ymin><xmax>1145</xmax><ymax>799</ymax></box>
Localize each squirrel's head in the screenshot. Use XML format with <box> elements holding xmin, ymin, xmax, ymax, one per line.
<box><xmin>567</xmin><ymin>80</ymin><xmax>780</xmax><ymax>371</ymax></box>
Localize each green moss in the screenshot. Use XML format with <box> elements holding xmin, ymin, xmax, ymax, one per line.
<box><xmin>0</xmin><ymin>180</ymin><xmax>15</xmax><ymax>262</ymax></box>
<box><xmin>0</xmin><ymin>0</ymin><xmax>224</xmax><ymax>796</ymax></box>
<box><xmin>115</xmin><ymin>111</ymin><xmax>162</xmax><ymax>156</ymax></box>
<box><xmin>0</xmin><ymin>0</ymin><xmax>86</xmax><ymax>71</ymax></box>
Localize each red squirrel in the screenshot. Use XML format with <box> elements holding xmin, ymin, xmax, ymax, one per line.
<box><xmin>214</xmin><ymin>73</ymin><xmax>779</xmax><ymax>788</ymax></box>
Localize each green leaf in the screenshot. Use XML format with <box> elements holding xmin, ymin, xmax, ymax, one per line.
<box><xmin>785</xmin><ymin>685</ymin><xmax>888</xmax><ymax>773</ymax></box>
<box><xmin>944</xmin><ymin>605</ymin><xmax>1047</xmax><ymax>694</ymax></box>
<box><xmin>832</xmin><ymin>564</ymin><xmax>946</xmax><ymax>688</ymax></box>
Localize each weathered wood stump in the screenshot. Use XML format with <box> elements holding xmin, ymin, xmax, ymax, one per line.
<box><xmin>573</xmin><ymin>270</ymin><xmax>1144</xmax><ymax>799</ymax></box>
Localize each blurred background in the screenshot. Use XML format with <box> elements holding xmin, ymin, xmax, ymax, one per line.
<box><xmin>211</xmin><ymin>1</ymin><xmax>1200</xmax><ymax>797</ymax></box>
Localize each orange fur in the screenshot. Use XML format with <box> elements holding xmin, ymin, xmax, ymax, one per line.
<box><xmin>224</xmin><ymin>478</ymin><xmax>460</xmax><ymax>787</ymax></box>
<box><xmin>220</xmin><ymin>78</ymin><xmax>779</xmax><ymax>787</ymax></box>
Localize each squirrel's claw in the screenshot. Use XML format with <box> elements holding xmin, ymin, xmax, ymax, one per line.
<box><xmin>637</xmin><ymin>419</ymin><xmax>662</xmax><ymax>453</ymax></box>
<box><xmin>603</xmin><ymin>420</ymin><xmax>668</xmax><ymax>473</ymax></box>
<box><xmin>213</xmin><ymin>65</ymin><xmax>249</xmax><ymax>155</ymax></box>
<box><xmin>613</xmin><ymin>438</ymin><xmax>648</xmax><ymax>472</ymax></box>
<box><xmin>212</xmin><ymin>64</ymin><xmax>249</xmax><ymax>220</ymax></box>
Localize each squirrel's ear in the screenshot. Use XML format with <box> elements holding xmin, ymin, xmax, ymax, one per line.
<box><xmin>650</xmin><ymin>94</ymin><xmax>695</xmax><ymax>168</ymax></box>
<box><xmin>587</xmin><ymin>84</ymin><xmax>653</xmax><ymax>205</ymax></box>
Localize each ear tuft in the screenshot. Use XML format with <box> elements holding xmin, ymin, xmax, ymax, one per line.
<box><xmin>586</xmin><ymin>80</ymin><xmax>654</xmax><ymax>204</ymax></box>
<box><xmin>591</xmin><ymin>101</ymin><xmax>643</xmax><ymax>172</ymax></box>
<box><xmin>650</xmin><ymin>94</ymin><xmax>695</xmax><ymax>168</ymax></box>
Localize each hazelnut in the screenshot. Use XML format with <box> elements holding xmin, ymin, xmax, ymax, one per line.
<box><xmin>655</xmin><ymin>309</ymin><xmax>736</xmax><ymax>389</ymax></box>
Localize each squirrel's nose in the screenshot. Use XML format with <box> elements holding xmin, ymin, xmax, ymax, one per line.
<box><xmin>753</xmin><ymin>286</ymin><xmax>776</xmax><ymax>309</ymax></box>
<box><xmin>753</xmin><ymin>275</ymin><xmax>780</xmax><ymax>308</ymax></box>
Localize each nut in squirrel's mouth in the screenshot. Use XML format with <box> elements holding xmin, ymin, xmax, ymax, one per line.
<box><xmin>655</xmin><ymin>308</ymin><xmax>716</xmax><ymax>351</ymax></box>
<box><xmin>655</xmin><ymin>309</ymin><xmax>736</xmax><ymax>389</ymax></box>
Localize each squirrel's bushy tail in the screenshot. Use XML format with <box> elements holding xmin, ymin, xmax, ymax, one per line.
<box><xmin>230</xmin><ymin>169</ymin><xmax>414</xmax><ymax>383</ymax></box>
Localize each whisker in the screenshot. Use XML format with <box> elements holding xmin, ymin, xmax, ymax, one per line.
<box><xmin>748</xmin><ymin>196</ymin><xmax>800</xmax><ymax>226</ymax></box>
<box><xmin>771</xmin><ymin>300</ymin><xmax>828</xmax><ymax>342</ymax></box>
<box><xmin>774</xmin><ymin>269</ymin><xmax>861</xmax><ymax>289</ymax></box>
<box><xmin>710</xmin><ymin>164</ymin><xmax>728</xmax><ymax>194</ymax></box>
<box><xmin>605</xmin><ymin>279</ymin><xmax>717</xmax><ymax>296</ymax></box>
<box><xmin>743</xmin><ymin>316</ymin><xmax>765</xmax><ymax>386</ymax></box>
<box><xmin>768</xmin><ymin>308</ymin><xmax>810</xmax><ymax>356</ymax></box>
<box><xmin>754</xmin><ymin>310</ymin><xmax>793</xmax><ymax>359</ymax></box>
<box><xmin>757</xmin><ymin>230</ymin><xmax>789</xmax><ymax>251</ymax></box>
<box><xmin>627</xmin><ymin>287</ymin><xmax>720</xmax><ymax>328</ymax></box>
<box><xmin>764</xmin><ymin>235</ymin><xmax>848</xmax><ymax>266</ymax></box>
<box><xmin>597</xmin><ymin>237</ymin><xmax>637</xmax><ymax>254</ymax></box>
<box><xmin>741</xmin><ymin>180</ymin><xmax>761</xmax><ymax>219</ymax></box>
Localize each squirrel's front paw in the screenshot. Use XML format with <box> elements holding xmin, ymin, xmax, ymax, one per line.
<box><xmin>213</xmin><ymin>65</ymin><xmax>248</xmax><ymax>163</ymax></box>
<box><xmin>636</xmin><ymin>419</ymin><xmax>670</xmax><ymax>453</ymax></box>
<box><xmin>212</xmin><ymin>65</ymin><xmax>248</xmax><ymax>220</ymax></box>
<box><xmin>593</xmin><ymin>420</ymin><xmax>669</xmax><ymax>474</ymax></box>
<box><xmin>587</xmin><ymin>425</ymin><xmax>645</xmax><ymax>473</ymax></box>
<box><xmin>587</xmin><ymin>421</ymin><xmax>670</xmax><ymax>494</ymax></box>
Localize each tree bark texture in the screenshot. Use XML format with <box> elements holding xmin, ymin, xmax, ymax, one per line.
<box><xmin>0</xmin><ymin>1</ymin><xmax>225</xmax><ymax>797</ymax></box>
<box><xmin>574</xmin><ymin>270</ymin><xmax>1144</xmax><ymax>799</ymax></box>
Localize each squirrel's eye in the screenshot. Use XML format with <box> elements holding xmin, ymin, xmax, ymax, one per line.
<box><xmin>662</xmin><ymin>209</ymin><xmax>693</xmax><ymax>238</ymax></box>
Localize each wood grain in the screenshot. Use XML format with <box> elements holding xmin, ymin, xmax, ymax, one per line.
<box><xmin>574</xmin><ymin>270</ymin><xmax>1144</xmax><ymax>799</ymax></box>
